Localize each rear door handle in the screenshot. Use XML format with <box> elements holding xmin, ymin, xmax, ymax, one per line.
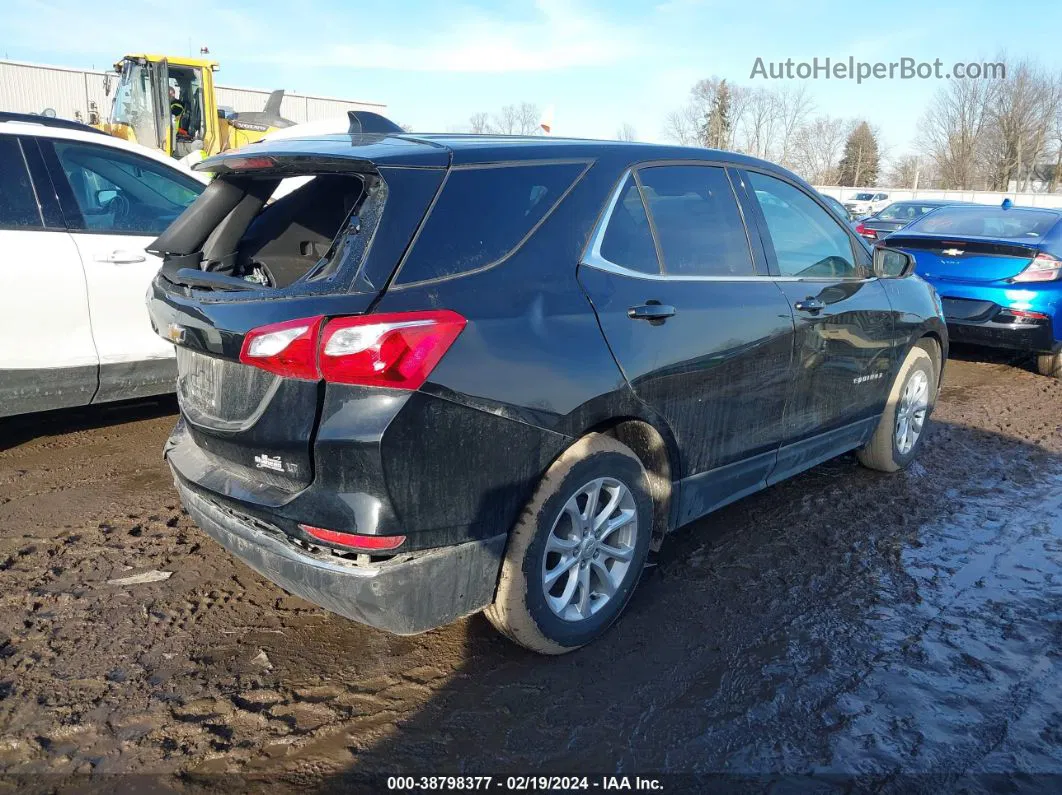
<box><xmin>95</xmin><ymin>250</ymin><xmax>146</xmax><ymax>264</ymax></box>
<box><xmin>627</xmin><ymin>303</ymin><xmax>676</xmax><ymax>322</ymax></box>
<box><xmin>794</xmin><ymin>297</ymin><xmax>826</xmax><ymax>314</ymax></box>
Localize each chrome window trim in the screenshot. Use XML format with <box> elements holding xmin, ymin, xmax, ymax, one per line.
<box><xmin>581</xmin><ymin>167</ymin><xmax>877</xmax><ymax>284</ymax></box>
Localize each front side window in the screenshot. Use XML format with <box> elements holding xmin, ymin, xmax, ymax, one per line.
<box><xmin>396</xmin><ymin>161</ymin><xmax>586</xmax><ymax>284</ymax></box>
<box><xmin>638</xmin><ymin>165</ymin><xmax>754</xmax><ymax>277</ymax></box>
<box><xmin>748</xmin><ymin>172</ymin><xmax>859</xmax><ymax>278</ymax></box>
<box><xmin>0</xmin><ymin>137</ymin><xmax>42</xmax><ymax>229</ymax></box>
<box><xmin>52</xmin><ymin>141</ymin><xmax>203</xmax><ymax>235</ymax></box>
<box><xmin>597</xmin><ymin>174</ymin><xmax>659</xmax><ymax>274</ymax></box>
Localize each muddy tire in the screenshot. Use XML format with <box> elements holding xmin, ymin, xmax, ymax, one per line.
<box><xmin>485</xmin><ymin>434</ymin><xmax>653</xmax><ymax>655</ymax></box>
<box><xmin>857</xmin><ymin>342</ymin><xmax>938</xmax><ymax>473</ymax></box>
<box><xmin>1036</xmin><ymin>350</ymin><xmax>1062</xmax><ymax>379</ymax></box>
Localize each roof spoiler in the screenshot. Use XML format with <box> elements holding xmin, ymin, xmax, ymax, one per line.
<box><xmin>347</xmin><ymin>110</ymin><xmax>405</xmax><ymax>135</ymax></box>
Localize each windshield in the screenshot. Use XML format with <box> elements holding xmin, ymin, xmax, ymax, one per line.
<box><xmin>853</xmin><ymin>193</ymin><xmax>874</xmax><ymax>201</ymax></box>
<box><xmin>109</xmin><ymin>60</ymin><xmax>159</xmax><ymax>149</ymax></box>
<box><xmin>908</xmin><ymin>207</ymin><xmax>1060</xmax><ymax>239</ymax></box>
<box><xmin>877</xmin><ymin>203</ymin><xmax>939</xmax><ymax>222</ymax></box>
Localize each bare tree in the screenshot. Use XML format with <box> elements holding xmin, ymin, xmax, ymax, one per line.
<box><xmin>515</xmin><ymin>102</ymin><xmax>542</xmax><ymax>135</ymax></box>
<box><xmin>886</xmin><ymin>154</ymin><xmax>924</xmax><ymax>189</ymax></box>
<box><xmin>918</xmin><ymin>74</ymin><xmax>996</xmax><ymax>189</ymax></box>
<box><xmin>1049</xmin><ymin>99</ymin><xmax>1062</xmax><ymax>192</ymax></box>
<box><xmin>984</xmin><ymin>59</ymin><xmax>1061</xmax><ymax>190</ymax></box>
<box><xmin>790</xmin><ymin>115</ymin><xmax>848</xmax><ymax>184</ymax></box>
<box><xmin>493</xmin><ymin>105</ymin><xmax>520</xmax><ymax>135</ymax></box>
<box><xmin>738</xmin><ymin>88</ymin><xmax>779</xmax><ymax>160</ymax></box>
<box><xmin>491</xmin><ymin>103</ymin><xmax>542</xmax><ymax>135</ymax></box>
<box><xmin>616</xmin><ymin>123</ymin><xmax>637</xmax><ymax>142</ymax></box>
<box><xmin>774</xmin><ymin>85</ymin><xmax>815</xmax><ymax>168</ymax></box>
<box><xmin>468</xmin><ymin>112</ymin><xmax>492</xmax><ymax>134</ymax></box>
<box><xmin>663</xmin><ymin>105</ymin><xmax>701</xmax><ymax>146</ymax></box>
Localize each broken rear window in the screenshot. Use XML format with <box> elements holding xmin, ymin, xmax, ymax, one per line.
<box><xmin>394</xmin><ymin>161</ymin><xmax>587</xmax><ymax>284</ymax></box>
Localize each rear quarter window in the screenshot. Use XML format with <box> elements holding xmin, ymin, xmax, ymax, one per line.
<box><xmin>395</xmin><ymin>161</ymin><xmax>587</xmax><ymax>284</ymax></box>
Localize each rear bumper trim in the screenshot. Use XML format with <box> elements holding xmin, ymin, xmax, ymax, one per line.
<box><xmin>175</xmin><ymin>477</ymin><xmax>506</xmax><ymax>635</ymax></box>
<box><xmin>946</xmin><ymin>317</ymin><xmax>1056</xmax><ymax>353</ymax></box>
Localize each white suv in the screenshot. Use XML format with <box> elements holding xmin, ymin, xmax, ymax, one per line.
<box><xmin>843</xmin><ymin>191</ymin><xmax>890</xmax><ymax>218</ymax></box>
<box><xmin>0</xmin><ymin>112</ymin><xmax>207</xmax><ymax>418</ymax></box>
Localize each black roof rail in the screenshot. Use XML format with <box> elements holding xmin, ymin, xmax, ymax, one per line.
<box><xmin>0</xmin><ymin>111</ymin><xmax>108</xmax><ymax>136</ymax></box>
<box><xmin>346</xmin><ymin>110</ymin><xmax>405</xmax><ymax>135</ymax></box>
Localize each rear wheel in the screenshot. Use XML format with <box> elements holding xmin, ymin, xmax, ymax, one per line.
<box><xmin>1036</xmin><ymin>350</ymin><xmax>1062</xmax><ymax>379</ymax></box>
<box><xmin>857</xmin><ymin>342</ymin><xmax>937</xmax><ymax>473</ymax></box>
<box><xmin>485</xmin><ymin>434</ymin><xmax>653</xmax><ymax>655</ymax></box>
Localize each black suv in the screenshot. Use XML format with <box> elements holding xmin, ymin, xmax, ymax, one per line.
<box><xmin>147</xmin><ymin>128</ymin><xmax>947</xmax><ymax>654</ymax></box>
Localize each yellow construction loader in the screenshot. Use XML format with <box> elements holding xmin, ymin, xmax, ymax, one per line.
<box><xmin>95</xmin><ymin>54</ymin><xmax>294</xmax><ymax>160</ymax></box>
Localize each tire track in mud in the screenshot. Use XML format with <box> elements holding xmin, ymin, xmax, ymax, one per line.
<box><xmin>0</xmin><ymin>359</ymin><xmax>1060</xmax><ymax>786</ymax></box>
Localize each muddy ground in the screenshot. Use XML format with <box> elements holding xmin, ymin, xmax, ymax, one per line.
<box><xmin>1</xmin><ymin>347</ymin><xmax>1061</xmax><ymax>793</ymax></box>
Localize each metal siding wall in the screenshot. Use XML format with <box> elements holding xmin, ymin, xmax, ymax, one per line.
<box><xmin>306</xmin><ymin>96</ymin><xmax>387</xmax><ymax>117</ymax></box>
<box><xmin>0</xmin><ymin>61</ymin><xmax>95</xmax><ymax>120</ymax></box>
<box><xmin>3</xmin><ymin>60</ymin><xmax>385</xmax><ymax>127</ymax></box>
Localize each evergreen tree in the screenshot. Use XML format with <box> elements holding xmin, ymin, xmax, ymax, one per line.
<box><xmin>837</xmin><ymin>121</ymin><xmax>880</xmax><ymax>186</ymax></box>
<box><xmin>701</xmin><ymin>79</ymin><xmax>733</xmax><ymax>150</ymax></box>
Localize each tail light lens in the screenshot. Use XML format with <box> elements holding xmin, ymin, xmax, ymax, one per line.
<box><xmin>238</xmin><ymin>310</ymin><xmax>466</xmax><ymax>389</ymax></box>
<box><xmin>299</xmin><ymin>524</ymin><xmax>406</xmax><ymax>551</ymax></box>
<box><xmin>239</xmin><ymin>316</ymin><xmax>324</xmax><ymax>379</ymax></box>
<box><xmin>855</xmin><ymin>222</ymin><xmax>873</xmax><ymax>239</ymax></box>
<box><xmin>320</xmin><ymin>310</ymin><xmax>466</xmax><ymax>389</ymax></box>
<box><xmin>1012</xmin><ymin>252</ymin><xmax>1062</xmax><ymax>283</ymax></box>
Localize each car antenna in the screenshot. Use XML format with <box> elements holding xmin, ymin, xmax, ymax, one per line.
<box><xmin>1001</xmin><ymin>198</ymin><xmax>1013</xmax><ymax>210</ymax></box>
<box><xmin>347</xmin><ymin>111</ymin><xmax>405</xmax><ymax>135</ymax></box>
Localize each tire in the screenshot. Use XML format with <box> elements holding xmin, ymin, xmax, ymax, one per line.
<box><xmin>485</xmin><ymin>434</ymin><xmax>653</xmax><ymax>655</ymax></box>
<box><xmin>1036</xmin><ymin>350</ymin><xmax>1062</xmax><ymax>379</ymax></box>
<box><xmin>857</xmin><ymin>342</ymin><xmax>938</xmax><ymax>473</ymax></box>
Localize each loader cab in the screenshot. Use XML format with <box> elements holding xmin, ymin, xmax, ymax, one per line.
<box><xmin>105</xmin><ymin>55</ymin><xmax>220</xmax><ymax>159</ymax></box>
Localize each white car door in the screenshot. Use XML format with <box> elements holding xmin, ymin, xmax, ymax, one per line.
<box><xmin>0</xmin><ymin>134</ymin><xmax>98</xmax><ymax>417</ymax></box>
<box><xmin>43</xmin><ymin>138</ymin><xmax>204</xmax><ymax>402</ymax></box>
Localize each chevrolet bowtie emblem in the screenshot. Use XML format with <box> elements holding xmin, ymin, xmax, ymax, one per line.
<box><xmin>941</xmin><ymin>248</ymin><xmax>964</xmax><ymax>257</ymax></box>
<box><xmin>167</xmin><ymin>323</ymin><xmax>187</xmax><ymax>344</ymax></box>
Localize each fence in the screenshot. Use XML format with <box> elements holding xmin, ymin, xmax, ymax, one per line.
<box><xmin>815</xmin><ymin>185</ymin><xmax>1062</xmax><ymax>209</ymax></box>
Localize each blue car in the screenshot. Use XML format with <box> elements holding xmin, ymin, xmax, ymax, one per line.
<box><xmin>887</xmin><ymin>202</ymin><xmax>1062</xmax><ymax>378</ymax></box>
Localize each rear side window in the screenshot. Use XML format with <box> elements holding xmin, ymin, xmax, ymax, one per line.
<box><xmin>0</xmin><ymin>137</ymin><xmax>43</xmax><ymax>229</ymax></box>
<box><xmin>396</xmin><ymin>162</ymin><xmax>585</xmax><ymax>284</ymax></box>
<box><xmin>638</xmin><ymin>165</ymin><xmax>754</xmax><ymax>277</ymax></box>
<box><xmin>598</xmin><ymin>174</ymin><xmax>660</xmax><ymax>274</ymax></box>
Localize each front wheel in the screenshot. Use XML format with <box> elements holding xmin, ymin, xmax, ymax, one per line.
<box><xmin>857</xmin><ymin>342</ymin><xmax>938</xmax><ymax>473</ymax></box>
<box><xmin>485</xmin><ymin>434</ymin><xmax>653</xmax><ymax>655</ymax></box>
<box><xmin>1036</xmin><ymin>350</ymin><xmax>1062</xmax><ymax>379</ymax></box>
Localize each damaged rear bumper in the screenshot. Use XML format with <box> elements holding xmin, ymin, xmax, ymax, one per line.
<box><xmin>175</xmin><ymin>476</ymin><xmax>507</xmax><ymax>635</ymax></box>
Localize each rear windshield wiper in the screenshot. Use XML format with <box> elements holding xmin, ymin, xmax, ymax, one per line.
<box><xmin>172</xmin><ymin>269</ymin><xmax>260</xmax><ymax>292</ymax></box>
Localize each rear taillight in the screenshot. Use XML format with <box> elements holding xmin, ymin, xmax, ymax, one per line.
<box><xmin>239</xmin><ymin>316</ymin><xmax>324</xmax><ymax>380</ymax></box>
<box><xmin>320</xmin><ymin>310</ymin><xmax>466</xmax><ymax>389</ymax></box>
<box><xmin>238</xmin><ymin>310</ymin><xmax>466</xmax><ymax>389</ymax></box>
<box><xmin>855</xmin><ymin>222</ymin><xmax>873</xmax><ymax>239</ymax></box>
<box><xmin>1012</xmin><ymin>252</ymin><xmax>1062</xmax><ymax>283</ymax></box>
<box><xmin>299</xmin><ymin>524</ymin><xmax>406</xmax><ymax>551</ymax></box>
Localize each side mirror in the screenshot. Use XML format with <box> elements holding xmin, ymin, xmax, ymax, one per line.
<box><xmin>96</xmin><ymin>189</ymin><xmax>119</xmax><ymax>205</ymax></box>
<box><xmin>872</xmin><ymin>246</ymin><xmax>914</xmax><ymax>278</ymax></box>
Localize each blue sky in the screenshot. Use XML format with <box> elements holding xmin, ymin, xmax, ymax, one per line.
<box><xmin>5</xmin><ymin>0</ymin><xmax>1062</xmax><ymax>160</ymax></box>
